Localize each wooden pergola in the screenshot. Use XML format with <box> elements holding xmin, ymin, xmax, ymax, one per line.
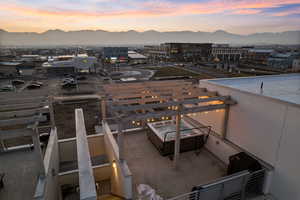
<box><xmin>102</xmin><ymin>80</ymin><xmax>236</xmax><ymax>167</ymax></box>
<box><xmin>0</xmin><ymin>94</ymin><xmax>55</xmax><ymax>176</ymax></box>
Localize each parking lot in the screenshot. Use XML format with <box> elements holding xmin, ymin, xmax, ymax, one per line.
<box><xmin>0</xmin><ymin>74</ymin><xmax>105</xmax><ymax>96</ymax></box>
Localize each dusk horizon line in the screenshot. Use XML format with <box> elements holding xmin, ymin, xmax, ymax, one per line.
<box><xmin>1</xmin><ymin>28</ymin><xmax>300</xmax><ymax>35</ymax></box>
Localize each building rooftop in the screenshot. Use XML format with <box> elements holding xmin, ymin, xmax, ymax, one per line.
<box><xmin>249</xmin><ymin>49</ymin><xmax>274</xmax><ymax>53</ymax></box>
<box><xmin>0</xmin><ymin>149</ymin><xmax>40</xmax><ymax>200</ymax></box>
<box><xmin>128</xmin><ymin>51</ymin><xmax>147</xmax><ymax>59</ymax></box>
<box><xmin>0</xmin><ymin>62</ymin><xmax>21</xmax><ymax>66</ymax></box>
<box><xmin>123</xmin><ymin>131</ymin><xmax>226</xmax><ymax>199</ymax></box>
<box><xmin>206</xmin><ymin>73</ymin><xmax>300</xmax><ymax>106</ymax></box>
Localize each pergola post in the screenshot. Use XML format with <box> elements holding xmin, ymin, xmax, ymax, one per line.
<box><xmin>31</xmin><ymin>125</ymin><xmax>46</xmax><ymax>176</ymax></box>
<box><xmin>173</xmin><ymin>105</ymin><xmax>182</xmax><ymax>168</ymax></box>
<box><xmin>101</xmin><ymin>98</ymin><xmax>107</xmax><ymax>121</ymax></box>
<box><xmin>48</xmin><ymin>96</ymin><xmax>56</xmax><ymax>128</ymax></box>
<box><xmin>0</xmin><ymin>139</ymin><xmax>5</xmax><ymax>152</ymax></box>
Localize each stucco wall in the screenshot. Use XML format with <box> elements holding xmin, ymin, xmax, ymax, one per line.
<box><xmin>59</xmin><ymin>134</ymin><xmax>106</xmax><ymax>163</ymax></box>
<box><xmin>58</xmin><ymin>138</ymin><xmax>77</xmax><ymax>163</ymax></box>
<box><xmin>199</xmin><ymin>79</ymin><xmax>300</xmax><ymax>199</ymax></box>
<box><xmin>199</xmin><ymin>80</ymin><xmax>286</xmax><ymax>166</ymax></box>
<box><xmin>87</xmin><ymin>134</ymin><xmax>106</xmax><ymax>157</ymax></box>
<box><xmin>205</xmin><ymin>134</ymin><xmax>240</xmax><ymax>165</ymax></box>
<box><xmin>189</xmin><ymin>108</ymin><xmax>224</xmax><ymax>136</ymax></box>
<box><xmin>103</xmin><ymin>122</ymin><xmax>132</xmax><ymax>199</ymax></box>
<box><xmin>270</xmin><ymin>107</ymin><xmax>300</xmax><ymax>199</ymax></box>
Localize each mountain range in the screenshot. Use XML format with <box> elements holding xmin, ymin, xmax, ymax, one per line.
<box><xmin>0</xmin><ymin>29</ymin><xmax>299</xmax><ymax>46</ymax></box>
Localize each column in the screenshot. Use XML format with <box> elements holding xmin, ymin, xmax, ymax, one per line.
<box><xmin>173</xmin><ymin>105</ymin><xmax>182</xmax><ymax>168</ymax></box>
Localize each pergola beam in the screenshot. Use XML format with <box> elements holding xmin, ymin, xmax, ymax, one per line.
<box><xmin>112</xmin><ymin>96</ymin><xmax>230</xmax><ymax>112</ymax></box>
<box><xmin>0</xmin><ymin>102</ymin><xmax>47</xmax><ymax>112</ymax></box>
<box><xmin>0</xmin><ymin>96</ymin><xmax>47</xmax><ymax>105</ymax></box>
<box><xmin>122</xmin><ymin>104</ymin><xmax>227</xmax><ymax>122</ymax></box>
<box><xmin>106</xmin><ymin>87</ymin><xmax>207</xmax><ymax>98</ymax></box>
<box><xmin>0</xmin><ymin>115</ymin><xmax>47</xmax><ymax>127</ymax></box>
<box><xmin>0</xmin><ymin>107</ymin><xmax>49</xmax><ymax>120</ymax></box>
<box><xmin>0</xmin><ymin>128</ymin><xmax>34</xmax><ymax>140</ymax></box>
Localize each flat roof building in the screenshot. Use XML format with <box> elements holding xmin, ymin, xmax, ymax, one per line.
<box><xmin>199</xmin><ymin>73</ymin><xmax>300</xmax><ymax>200</ymax></box>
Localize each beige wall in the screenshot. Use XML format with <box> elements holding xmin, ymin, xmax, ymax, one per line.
<box><xmin>189</xmin><ymin>107</ymin><xmax>225</xmax><ymax>136</ymax></box>
<box><xmin>93</xmin><ymin>165</ymin><xmax>111</xmax><ymax>182</ymax></box>
<box><xmin>59</xmin><ymin>134</ymin><xmax>106</xmax><ymax>163</ymax></box>
<box><xmin>59</xmin><ymin>171</ymin><xmax>79</xmax><ymax>186</ymax></box>
<box><xmin>270</xmin><ymin>107</ymin><xmax>300</xmax><ymax>199</ymax></box>
<box><xmin>205</xmin><ymin>134</ymin><xmax>240</xmax><ymax>165</ymax></box>
<box><xmin>59</xmin><ymin>165</ymin><xmax>111</xmax><ymax>187</ymax></box>
<box><xmin>87</xmin><ymin>134</ymin><xmax>106</xmax><ymax>157</ymax></box>
<box><xmin>103</xmin><ymin>122</ymin><xmax>132</xmax><ymax>199</ymax></box>
<box><xmin>58</xmin><ymin>138</ymin><xmax>77</xmax><ymax>163</ymax></box>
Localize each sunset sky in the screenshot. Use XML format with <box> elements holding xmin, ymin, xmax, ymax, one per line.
<box><xmin>1</xmin><ymin>0</ymin><xmax>300</xmax><ymax>34</ymax></box>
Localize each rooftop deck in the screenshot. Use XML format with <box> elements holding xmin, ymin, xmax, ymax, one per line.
<box><xmin>123</xmin><ymin>131</ymin><xmax>226</xmax><ymax>199</ymax></box>
<box><xmin>0</xmin><ymin>149</ymin><xmax>39</xmax><ymax>200</ymax></box>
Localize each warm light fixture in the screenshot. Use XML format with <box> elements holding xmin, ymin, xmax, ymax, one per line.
<box><xmin>112</xmin><ymin>160</ymin><xmax>117</xmax><ymax>168</ymax></box>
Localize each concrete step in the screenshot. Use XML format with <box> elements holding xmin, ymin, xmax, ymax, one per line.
<box><xmin>98</xmin><ymin>194</ymin><xmax>123</xmax><ymax>200</ymax></box>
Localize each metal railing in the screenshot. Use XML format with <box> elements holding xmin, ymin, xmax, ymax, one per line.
<box><xmin>167</xmin><ymin>168</ymin><xmax>266</xmax><ymax>200</ymax></box>
<box><xmin>163</xmin><ymin>126</ymin><xmax>211</xmax><ymax>142</ymax></box>
<box><xmin>168</xmin><ymin>190</ymin><xmax>201</xmax><ymax>200</ymax></box>
<box><xmin>246</xmin><ymin>169</ymin><xmax>266</xmax><ymax>196</ymax></box>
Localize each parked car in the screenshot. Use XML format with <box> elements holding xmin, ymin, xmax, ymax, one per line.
<box><xmin>61</xmin><ymin>82</ymin><xmax>77</xmax><ymax>89</ymax></box>
<box><xmin>11</xmin><ymin>79</ymin><xmax>25</xmax><ymax>85</ymax></box>
<box><xmin>32</xmin><ymin>80</ymin><xmax>43</xmax><ymax>86</ymax></box>
<box><xmin>27</xmin><ymin>84</ymin><xmax>41</xmax><ymax>89</ymax></box>
<box><xmin>64</xmin><ymin>74</ymin><xmax>75</xmax><ymax>78</ymax></box>
<box><xmin>0</xmin><ymin>85</ymin><xmax>14</xmax><ymax>92</ymax></box>
<box><xmin>62</xmin><ymin>77</ymin><xmax>75</xmax><ymax>83</ymax></box>
<box><xmin>76</xmin><ymin>75</ymin><xmax>86</xmax><ymax>80</ymax></box>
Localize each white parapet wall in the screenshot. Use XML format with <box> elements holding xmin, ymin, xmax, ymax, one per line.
<box><xmin>34</xmin><ymin>128</ymin><xmax>60</xmax><ymax>200</ymax></box>
<box><xmin>103</xmin><ymin>121</ymin><xmax>133</xmax><ymax>199</ymax></box>
<box><xmin>75</xmin><ymin>108</ymin><xmax>97</xmax><ymax>200</ymax></box>
<box><xmin>205</xmin><ymin>134</ymin><xmax>240</xmax><ymax>165</ymax></box>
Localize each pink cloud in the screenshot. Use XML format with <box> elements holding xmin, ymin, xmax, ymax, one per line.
<box><xmin>231</xmin><ymin>9</ymin><xmax>262</xmax><ymax>15</ymax></box>
<box><xmin>1</xmin><ymin>0</ymin><xmax>300</xmax><ymax>19</ymax></box>
<box><xmin>272</xmin><ymin>6</ymin><xmax>300</xmax><ymax>16</ymax></box>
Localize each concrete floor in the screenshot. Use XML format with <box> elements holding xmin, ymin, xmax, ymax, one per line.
<box><xmin>123</xmin><ymin>131</ymin><xmax>226</xmax><ymax>199</ymax></box>
<box><xmin>0</xmin><ymin>148</ymin><xmax>40</xmax><ymax>200</ymax></box>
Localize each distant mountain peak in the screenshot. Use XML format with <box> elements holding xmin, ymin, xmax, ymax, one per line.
<box><xmin>127</xmin><ymin>30</ymin><xmax>138</xmax><ymax>33</ymax></box>
<box><xmin>214</xmin><ymin>30</ymin><xmax>229</xmax><ymax>34</ymax></box>
<box><xmin>0</xmin><ymin>29</ymin><xmax>299</xmax><ymax>46</ymax></box>
<box><xmin>43</xmin><ymin>29</ymin><xmax>65</xmax><ymax>34</ymax></box>
<box><xmin>144</xmin><ymin>30</ymin><xmax>160</xmax><ymax>33</ymax></box>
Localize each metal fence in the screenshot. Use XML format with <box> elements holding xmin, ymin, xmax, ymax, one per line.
<box><xmin>168</xmin><ymin>190</ymin><xmax>201</xmax><ymax>200</ymax></box>
<box><xmin>167</xmin><ymin>169</ymin><xmax>266</xmax><ymax>200</ymax></box>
